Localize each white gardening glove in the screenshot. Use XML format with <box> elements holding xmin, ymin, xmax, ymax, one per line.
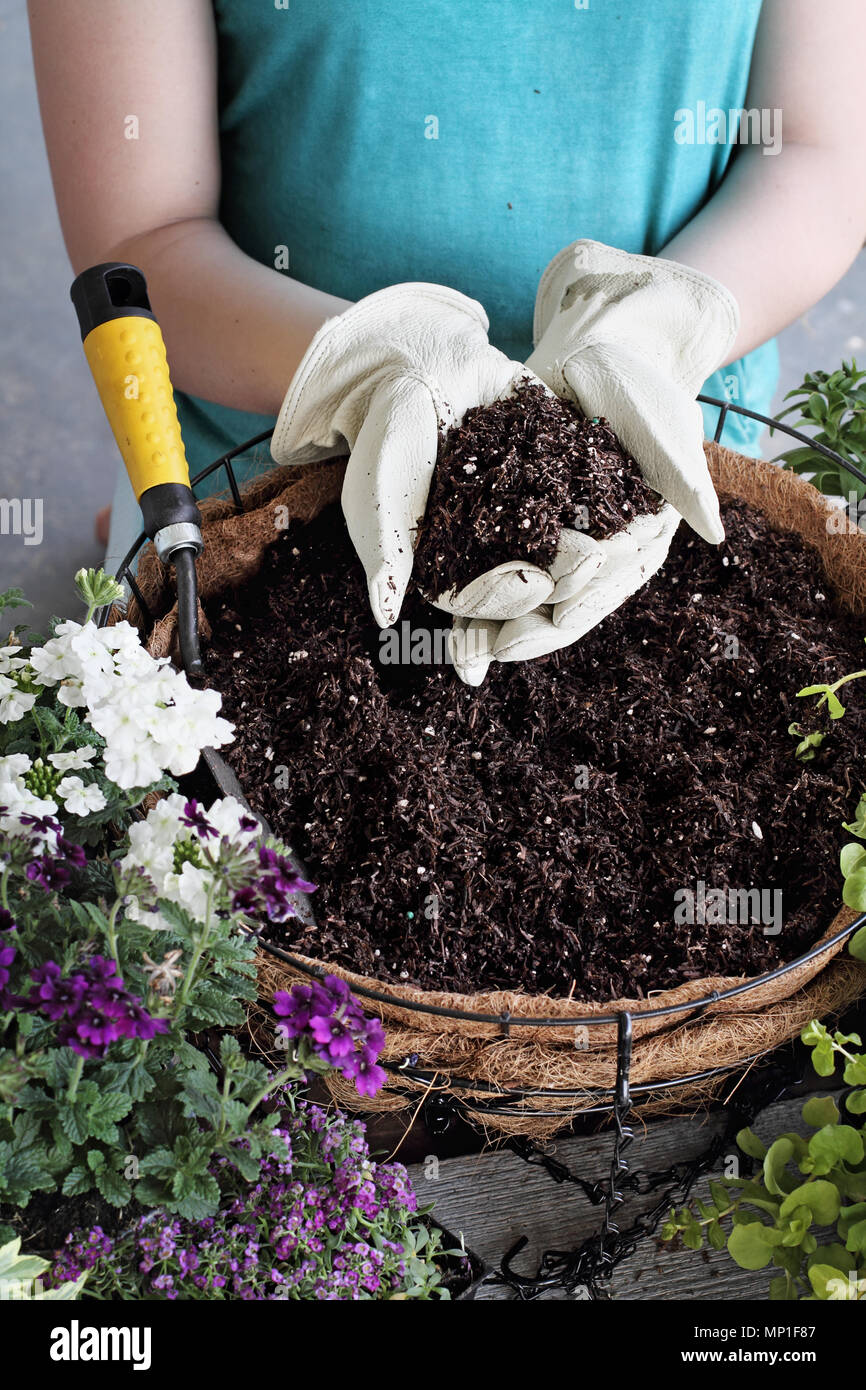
<box><xmin>270</xmin><ymin>285</ymin><xmax>554</xmax><ymax>628</ymax></box>
<box><xmin>450</xmin><ymin>504</ymin><xmax>680</xmax><ymax>684</ymax></box>
<box><xmin>528</xmin><ymin>239</ymin><xmax>738</xmax><ymax>542</ymax></box>
<box><xmin>450</xmin><ymin>240</ymin><xmax>738</xmax><ymax>684</ymax></box>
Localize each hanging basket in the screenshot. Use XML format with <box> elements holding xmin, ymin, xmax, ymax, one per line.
<box><xmin>113</xmin><ymin>411</ymin><xmax>866</xmax><ymax>1140</ymax></box>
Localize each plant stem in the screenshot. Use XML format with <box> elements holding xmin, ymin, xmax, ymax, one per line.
<box><xmin>66</xmin><ymin>1053</ymin><xmax>85</xmax><ymax>1103</ymax></box>
<box><xmin>105</xmin><ymin>897</ymin><xmax>122</xmax><ymax>963</ymax></box>
<box><xmin>243</xmin><ymin>1058</ymin><xmax>304</xmax><ymax>1125</ymax></box>
<box><xmin>0</xmin><ymin>867</ymin><xmax>9</xmax><ymax>913</ymax></box>
<box><xmin>176</xmin><ymin>880</ymin><xmax>217</xmax><ymax>1010</ymax></box>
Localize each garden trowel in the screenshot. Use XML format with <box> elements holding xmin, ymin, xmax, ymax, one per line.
<box><xmin>70</xmin><ymin>262</ymin><xmax>204</xmax><ymax>676</ymax></box>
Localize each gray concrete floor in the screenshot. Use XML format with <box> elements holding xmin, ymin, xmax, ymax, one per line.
<box><xmin>1</xmin><ymin>0</ymin><xmax>864</xmax><ymax>633</ymax></box>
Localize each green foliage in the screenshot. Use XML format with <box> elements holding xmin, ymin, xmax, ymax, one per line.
<box><xmin>73</xmin><ymin>568</ymin><xmax>125</xmax><ymax>621</ymax></box>
<box><xmin>788</xmin><ymin>643</ymin><xmax>866</xmax><ymax>952</ymax></box>
<box><xmin>0</xmin><ymin>882</ymin><xmax>305</xmax><ymax>1218</ymax></box>
<box><xmin>773</xmin><ymin>360</ymin><xmax>866</xmax><ymax>502</ymax></box>
<box><xmin>0</xmin><ymin>589</ymin><xmax>32</xmax><ymax>628</ymax></box>
<box><xmin>661</xmin><ymin>1020</ymin><xmax>866</xmax><ymax>1299</ymax></box>
<box><xmin>788</xmin><ymin>723</ymin><xmax>824</xmax><ymax>762</ymax></box>
<box><xmin>796</xmin><ymin>660</ymin><xmax>866</xmax><ymax>725</ymax></box>
<box><xmin>840</xmin><ymin>791</ymin><xmax>866</xmax><ymax>923</ymax></box>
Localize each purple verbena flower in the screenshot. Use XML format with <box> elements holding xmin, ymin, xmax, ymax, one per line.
<box><xmin>272</xmin><ymin>978</ymin><xmax>385</xmax><ymax>1097</ymax></box>
<box><xmin>28</xmin><ymin>961</ymin><xmax>88</xmax><ymax>1020</ymax></box>
<box><xmin>18</xmin><ymin>812</ymin><xmax>61</xmax><ymax>837</ymax></box>
<box><xmin>340</xmin><ymin>1047</ymin><xmax>388</xmax><ymax>1099</ymax></box>
<box><xmin>28</xmin><ymin>956</ymin><xmax>166</xmax><ymax>1057</ymax></box>
<box><xmin>25</xmin><ymin>855</ymin><xmax>72</xmax><ymax>892</ymax></box>
<box><xmin>56</xmin><ymin>835</ymin><xmax>87</xmax><ymax>869</ymax></box>
<box><xmin>0</xmin><ymin>934</ymin><xmax>18</xmax><ymax>1010</ymax></box>
<box><xmin>181</xmin><ymin>800</ymin><xmax>218</xmax><ymax>840</ymax></box>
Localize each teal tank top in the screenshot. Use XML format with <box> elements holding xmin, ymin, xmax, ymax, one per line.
<box><xmin>179</xmin><ymin>0</ymin><xmax>776</xmax><ymax>492</ymax></box>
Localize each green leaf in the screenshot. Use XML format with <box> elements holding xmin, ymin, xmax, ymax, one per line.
<box><xmin>57</xmin><ymin>1101</ymin><xmax>90</xmax><ymax>1146</ymax></box>
<box><xmin>808</xmin><ymin>1242</ymin><xmax>856</xmax><ymax>1275</ymax></box>
<box><xmin>843</xmin><ymin>1053</ymin><xmax>866</xmax><ymax>1087</ymax></box>
<box><xmin>780</xmin><ymin>1215</ymin><xmax>811</xmax><ymax>1248</ymax></box>
<box><xmin>769</xmin><ymin>1275</ymin><xmax>795</xmax><ymax>1301</ymax></box>
<box><xmin>224</xmin><ymin>1143</ymin><xmax>262</xmax><ymax>1184</ymax></box>
<box><xmin>98</xmin><ymin>1058</ymin><xmax>158</xmax><ymax>1104</ymax></box>
<box><xmin>184</xmin><ymin>985</ymin><xmax>245</xmax><ymax>1029</ymax></box>
<box><xmin>779</xmin><ymin>1180</ymin><xmax>841</xmax><ymax>1226</ymax></box>
<box><xmin>810</xmin><ymin>1042</ymin><xmax>837</xmax><ymax>1078</ymax></box>
<box><xmin>849</xmin><ymin>924</ymin><xmax>866</xmax><ymax>964</ymax></box>
<box><xmin>844</xmin><ymin>1218</ymin><xmax>866</xmax><ymax>1255</ymax></box>
<box><xmin>801</xmin><ymin>1020</ymin><xmax>832</xmax><ymax>1048</ymax></box>
<box><xmin>168</xmin><ymin>1170</ymin><xmax>220</xmax><ymax>1221</ymax></box>
<box><xmin>808</xmin><ymin>1263</ymin><xmax>856</xmax><ymax>1300</ymax></box>
<box><xmin>802</xmin><ymin>1095</ymin><xmax>840</xmax><ymax>1128</ymax></box>
<box><xmin>845</xmin><ymin>1088</ymin><xmax>866</xmax><ymax>1115</ymax></box>
<box><xmin>843</xmin><ymin>868</ymin><xmax>866</xmax><ymax>913</ymax></box>
<box><xmin>707</xmin><ymin>1221</ymin><xmax>726</xmax><ymax>1251</ymax></box>
<box><xmin>772</xmin><ymin>1245</ymin><xmax>802</xmax><ymax>1278</ymax></box>
<box><xmin>763</xmin><ymin>1138</ymin><xmax>795</xmax><ymax>1195</ymax></box>
<box><xmin>728</xmin><ymin>1222</ymin><xmax>781</xmax><ymax>1270</ymax></box>
<box><xmin>842</xmin><ymin>793</ymin><xmax>866</xmax><ymax>839</ymax></box>
<box><xmin>61</xmin><ymin>1166</ymin><xmax>93</xmax><ymax>1198</ymax></box>
<box><xmin>737</xmin><ymin>1127</ymin><xmax>767</xmax><ymax>1160</ymax></box>
<box><xmin>0</xmin><ymin>588</ymin><xmax>31</xmax><ymax>617</ymax></box>
<box><xmin>94</xmin><ymin>1165</ymin><xmax>131</xmax><ymax>1207</ymax></box>
<box><xmin>807</xmin><ymin>1124</ymin><xmax>864</xmax><ymax>1173</ymax></box>
<box><xmin>86</xmin><ymin>1090</ymin><xmax>133</xmax><ymax>1142</ymax></box>
<box><xmin>840</xmin><ymin>843</ymin><xmax>866</xmax><ymax>878</ymax></box>
<box><xmin>135</xmin><ymin>1145</ymin><xmax>177</xmax><ymax>1177</ymax></box>
<box><xmin>682</xmin><ymin>1219</ymin><xmax>703</xmax><ymax>1251</ymax></box>
<box><xmin>179</xmin><ymin>1081</ymin><xmax>222</xmax><ymax>1126</ymax></box>
<box><xmin>0</xmin><ymin>1238</ymin><xmax>46</xmax><ymax>1282</ymax></box>
<box><xmin>709</xmin><ymin>1180</ymin><xmax>730</xmax><ymax>1212</ymax></box>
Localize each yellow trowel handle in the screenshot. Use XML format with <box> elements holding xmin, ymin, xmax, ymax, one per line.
<box><xmin>71</xmin><ymin>263</ymin><xmax>203</xmax><ymax>674</ymax></box>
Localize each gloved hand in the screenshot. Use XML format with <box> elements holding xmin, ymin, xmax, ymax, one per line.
<box><xmin>270</xmin><ymin>284</ymin><xmax>555</xmax><ymax>628</ymax></box>
<box><xmin>451</xmin><ymin>503</ymin><xmax>681</xmax><ymax>683</ymax></box>
<box><xmin>450</xmin><ymin>240</ymin><xmax>739</xmax><ymax>684</ymax></box>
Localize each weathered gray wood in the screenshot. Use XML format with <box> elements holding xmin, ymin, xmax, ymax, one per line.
<box><xmin>408</xmin><ymin>1096</ymin><xmax>832</xmax><ymax>1300</ymax></box>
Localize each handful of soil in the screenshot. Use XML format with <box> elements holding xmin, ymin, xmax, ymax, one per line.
<box><xmin>413</xmin><ymin>380</ymin><xmax>662</xmax><ymax>602</ymax></box>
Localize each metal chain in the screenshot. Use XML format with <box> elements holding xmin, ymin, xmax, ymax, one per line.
<box><xmin>487</xmin><ymin>1038</ymin><xmax>804</xmax><ymax>1300</ymax></box>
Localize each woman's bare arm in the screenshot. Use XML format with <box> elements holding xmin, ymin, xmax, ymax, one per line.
<box><xmin>661</xmin><ymin>0</ymin><xmax>866</xmax><ymax>364</ymax></box>
<box><xmin>28</xmin><ymin>0</ymin><xmax>349</xmax><ymax>416</ymax></box>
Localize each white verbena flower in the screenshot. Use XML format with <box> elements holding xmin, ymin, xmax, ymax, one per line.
<box><xmin>119</xmin><ymin>792</ymin><xmax>260</xmax><ymax>929</ymax></box>
<box><xmin>0</xmin><ymin>675</ymin><xmax>37</xmax><ymax>724</ymax></box>
<box><xmin>0</xmin><ymin>753</ymin><xmax>58</xmax><ymax>838</ymax></box>
<box><xmin>0</xmin><ymin>645</ymin><xmax>30</xmax><ymax>676</ymax></box>
<box><xmin>29</xmin><ymin>618</ymin><xmax>233</xmax><ymax>790</ymax></box>
<box><xmin>56</xmin><ymin>775</ymin><xmax>107</xmax><ymax>817</ymax></box>
<box><xmin>48</xmin><ymin>747</ymin><xmax>97</xmax><ymax>771</ymax></box>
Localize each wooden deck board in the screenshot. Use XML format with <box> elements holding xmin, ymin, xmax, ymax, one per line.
<box><xmin>408</xmin><ymin>1096</ymin><xmax>830</xmax><ymax>1300</ymax></box>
